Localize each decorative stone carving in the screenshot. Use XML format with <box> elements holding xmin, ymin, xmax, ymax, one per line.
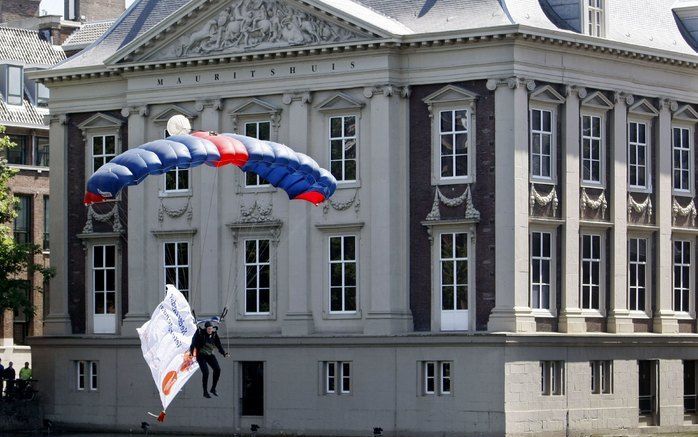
<box><xmin>323</xmin><ymin>190</ymin><xmax>360</xmax><ymax>215</ymax></box>
<box><xmin>195</xmin><ymin>99</ymin><xmax>223</xmax><ymax>112</ymax></box>
<box><xmin>425</xmin><ymin>185</ymin><xmax>480</xmax><ymax>222</ymax></box>
<box><xmin>529</xmin><ymin>184</ymin><xmax>559</xmax><ymax>217</ymax></box>
<box><xmin>362</xmin><ymin>85</ymin><xmax>409</xmax><ymax>99</ymax></box>
<box><xmin>282</xmin><ymin>92</ymin><xmax>312</xmax><ymax>105</ymax></box>
<box><xmin>158</xmin><ymin>198</ymin><xmax>193</xmax><ymax>223</ymax></box>
<box><xmin>239</xmin><ymin>199</ymin><xmax>275</xmax><ymax>223</ymax></box>
<box><xmin>613</xmin><ymin>91</ymin><xmax>634</xmax><ymax>106</ymax></box>
<box><xmin>83</xmin><ymin>203</ymin><xmax>123</xmax><ymax>233</ymax></box>
<box><xmin>673</xmin><ymin>197</ymin><xmax>697</xmax><ymax>226</ymax></box>
<box><xmin>628</xmin><ymin>193</ymin><xmax>653</xmax><ymax>222</ymax></box>
<box><xmin>580</xmin><ymin>188</ymin><xmax>608</xmax><ymax>219</ymax></box>
<box><xmin>156</xmin><ymin>1</ymin><xmax>368</xmax><ymax>60</ymax></box>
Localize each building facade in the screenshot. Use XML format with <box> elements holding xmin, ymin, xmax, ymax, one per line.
<box><xmin>31</xmin><ymin>0</ymin><xmax>698</xmax><ymax>435</ymax></box>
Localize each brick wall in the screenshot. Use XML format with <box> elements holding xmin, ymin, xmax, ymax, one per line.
<box><xmin>409</xmin><ymin>81</ymin><xmax>496</xmax><ymax>331</ymax></box>
<box><xmin>0</xmin><ymin>0</ymin><xmax>40</xmax><ymax>22</ymax></box>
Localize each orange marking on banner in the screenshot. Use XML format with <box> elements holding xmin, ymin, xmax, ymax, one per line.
<box><xmin>162</xmin><ymin>371</ymin><xmax>178</xmax><ymax>395</ymax></box>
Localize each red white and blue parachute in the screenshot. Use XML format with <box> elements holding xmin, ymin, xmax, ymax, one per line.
<box><xmin>84</xmin><ymin>131</ymin><xmax>337</xmax><ymax>206</ymax></box>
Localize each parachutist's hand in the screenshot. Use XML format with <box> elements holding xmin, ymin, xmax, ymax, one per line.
<box><xmin>224</xmin><ymin>353</ymin><xmax>230</xmax><ymax>358</ymax></box>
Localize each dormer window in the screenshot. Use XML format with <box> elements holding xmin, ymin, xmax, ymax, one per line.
<box><xmin>65</xmin><ymin>0</ymin><xmax>79</xmax><ymax>21</ymax></box>
<box><xmin>584</xmin><ymin>0</ymin><xmax>605</xmax><ymax>37</ymax></box>
<box><xmin>6</xmin><ymin>65</ymin><xmax>23</xmax><ymax>106</ymax></box>
<box><xmin>36</xmin><ymin>82</ymin><xmax>49</xmax><ymax>107</ymax></box>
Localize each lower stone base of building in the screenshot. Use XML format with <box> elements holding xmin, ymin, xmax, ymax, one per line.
<box><xmin>28</xmin><ymin>334</ymin><xmax>698</xmax><ymax>436</ymax></box>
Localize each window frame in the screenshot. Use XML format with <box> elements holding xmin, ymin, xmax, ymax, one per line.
<box><xmin>420</xmin><ymin>360</ymin><xmax>453</xmax><ymax>396</ymax></box>
<box><xmin>90</xmin><ymin>361</ymin><xmax>98</xmax><ymax>391</ymax></box>
<box><xmin>243</xmin><ymin>120</ymin><xmax>273</xmax><ymax>188</ymax></box>
<box><xmin>590</xmin><ymin>360</ymin><xmax>613</xmax><ymax>395</ymax></box>
<box><xmin>580</xmin><ymin>232</ymin><xmax>606</xmax><ymax>317</ymax></box>
<box><xmin>160</xmin><ymin>123</ymin><xmax>192</xmax><ymax>197</ymax></box>
<box><xmin>13</xmin><ymin>194</ymin><xmax>31</xmax><ymax>244</ymax></box>
<box><xmin>163</xmin><ymin>241</ymin><xmax>190</xmax><ymax>301</ymax></box>
<box><xmin>34</xmin><ymin>136</ymin><xmax>49</xmax><ymax>168</ymax></box>
<box><xmin>673</xmin><ymin>238</ymin><xmax>694</xmax><ymax>318</ymax></box>
<box><xmin>243</xmin><ymin>238</ymin><xmax>272</xmax><ymax>316</ymax></box>
<box><xmin>541</xmin><ymin>360</ymin><xmax>565</xmax><ymax>396</ymax></box>
<box><xmin>627</xmin><ymin>120</ymin><xmax>652</xmax><ymax>193</ymax></box>
<box><xmin>582</xmin><ymin>0</ymin><xmax>606</xmax><ymax>38</ymax></box>
<box><xmin>91</xmin><ymin>244</ymin><xmax>118</xmax><ymax>334</ymax></box>
<box><xmin>322</xmin><ymin>361</ymin><xmax>352</xmax><ymax>395</ymax></box>
<box><xmin>328</xmin><ymin>114</ymin><xmax>359</xmax><ymax>185</ymax></box>
<box><xmin>627</xmin><ymin>234</ymin><xmax>652</xmax><ymax>317</ymax></box>
<box><xmin>529</xmin><ymin>106</ymin><xmax>557</xmax><ymax>183</ymax></box>
<box><xmin>580</xmin><ymin>112</ymin><xmax>606</xmax><ymax>187</ymax></box>
<box><xmin>5</xmin><ymin>134</ymin><xmax>31</xmax><ymax>166</ymax></box>
<box><xmin>327</xmin><ymin>234</ymin><xmax>359</xmax><ymax>315</ymax></box>
<box><xmin>433</xmin><ymin>107</ymin><xmax>474</xmax><ymax>184</ymax></box>
<box><xmin>42</xmin><ymin>195</ymin><xmax>49</xmax><ymax>252</ymax></box>
<box><xmin>672</xmin><ymin>123</ymin><xmax>694</xmax><ymax>197</ymax></box>
<box><xmin>90</xmin><ymin>134</ymin><xmax>118</xmax><ymax>175</ymax></box>
<box><xmin>530</xmin><ymin>228</ymin><xmax>556</xmax><ymax>317</ymax></box>
<box><xmin>76</xmin><ymin>361</ymin><xmax>85</xmax><ymax>391</ymax></box>
<box><xmin>6</xmin><ymin>65</ymin><xmax>23</xmax><ymax>106</ymax></box>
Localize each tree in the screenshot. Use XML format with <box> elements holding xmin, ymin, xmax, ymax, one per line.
<box><xmin>0</xmin><ymin>125</ymin><xmax>53</xmax><ymax>320</ymax></box>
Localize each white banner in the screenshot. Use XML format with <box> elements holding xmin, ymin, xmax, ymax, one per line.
<box><xmin>137</xmin><ymin>285</ymin><xmax>199</xmax><ymax>412</ymax></box>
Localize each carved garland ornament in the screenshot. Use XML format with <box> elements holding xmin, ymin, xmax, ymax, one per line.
<box><xmin>158</xmin><ymin>198</ymin><xmax>193</xmax><ymax>223</ymax></box>
<box><xmin>673</xmin><ymin>197</ymin><xmax>697</xmax><ymax>226</ymax></box>
<box><xmin>580</xmin><ymin>188</ymin><xmax>608</xmax><ymax>219</ymax></box>
<box><xmin>426</xmin><ymin>185</ymin><xmax>480</xmax><ymax>221</ymax></box>
<box><xmin>529</xmin><ymin>184</ymin><xmax>559</xmax><ymax>216</ymax></box>
<box><xmin>239</xmin><ymin>199</ymin><xmax>274</xmax><ymax>223</ymax></box>
<box><xmin>627</xmin><ymin>193</ymin><xmax>653</xmax><ymax>221</ymax></box>
<box><xmin>160</xmin><ymin>1</ymin><xmax>366</xmax><ymax>60</ymax></box>
<box><xmin>83</xmin><ymin>203</ymin><xmax>123</xmax><ymax>233</ymax></box>
<box><xmin>323</xmin><ymin>190</ymin><xmax>360</xmax><ymax>215</ymax></box>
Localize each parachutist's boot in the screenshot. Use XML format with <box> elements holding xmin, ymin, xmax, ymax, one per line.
<box><xmin>203</xmin><ymin>391</ymin><xmax>211</xmax><ymax>398</ymax></box>
<box><xmin>210</xmin><ymin>388</ymin><xmax>218</xmax><ymax>396</ymax></box>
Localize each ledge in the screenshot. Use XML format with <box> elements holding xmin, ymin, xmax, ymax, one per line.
<box><xmin>421</xmin><ymin>218</ymin><xmax>479</xmax><ymax>228</ymax></box>
<box><xmin>150</xmin><ymin>229</ymin><xmax>197</xmax><ymax>237</ymax></box>
<box><xmin>315</xmin><ymin>222</ymin><xmax>364</xmax><ymax>232</ymax></box>
<box><xmin>76</xmin><ymin>232</ymin><xmax>123</xmax><ymax>240</ymax></box>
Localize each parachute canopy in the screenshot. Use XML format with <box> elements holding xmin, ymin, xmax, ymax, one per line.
<box><xmin>84</xmin><ymin>132</ymin><xmax>338</xmax><ymax>206</ymax></box>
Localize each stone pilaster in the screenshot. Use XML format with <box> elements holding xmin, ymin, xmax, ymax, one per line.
<box><xmin>654</xmin><ymin>99</ymin><xmax>680</xmax><ymax>333</ymax></box>
<box><xmin>607</xmin><ymin>92</ymin><xmax>634</xmax><ymax>333</ymax></box>
<box><xmin>196</xmin><ymin>99</ymin><xmax>222</xmax><ymax>318</ymax></box>
<box><xmin>43</xmin><ymin>113</ymin><xmax>72</xmax><ymax>335</ymax></box>
<box><xmin>486</xmin><ymin>77</ymin><xmax>536</xmax><ymax>333</ymax></box>
<box><xmin>559</xmin><ymin>86</ymin><xmax>586</xmax><ymax>333</ymax></box>
<box><xmin>122</xmin><ymin>105</ymin><xmax>150</xmax><ymax>335</ymax></box>
<box><xmin>363</xmin><ymin>85</ymin><xmax>413</xmax><ymax>335</ymax></box>
<box><xmin>281</xmin><ymin>91</ymin><xmax>314</xmax><ymax>335</ymax></box>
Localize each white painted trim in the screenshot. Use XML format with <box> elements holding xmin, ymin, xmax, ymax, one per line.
<box><xmin>529</xmin><ymin>106</ymin><xmax>557</xmax><ymax>183</ymax></box>
<box><xmin>579</xmin><ymin>231</ymin><xmax>606</xmax><ymax>316</ymax></box>
<box><xmin>672</xmin><ymin>238</ymin><xmax>695</xmax><ymax>318</ymax></box>
<box><xmin>671</xmin><ymin>124</ymin><xmax>695</xmax><ymax>197</ymax></box>
<box><xmin>627</xmin><ymin>119</ymin><xmax>653</xmax><ymax>194</ymax></box>
<box><xmin>580</xmin><ymin>111</ymin><xmax>606</xmax><ymax>188</ymax></box>
<box><xmin>430</xmin><ymin>105</ymin><xmax>476</xmax><ymax>186</ymax></box>
<box><xmin>529</xmin><ymin>228</ymin><xmax>557</xmax><ymax>316</ymax></box>
<box><xmin>627</xmin><ymin>233</ymin><xmax>653</xmax><ymax>316</ymax></box>
<box><xmin>325</xmin><ymin>234</ymin><xmax>360</xmax><ymax>318</ymax></box>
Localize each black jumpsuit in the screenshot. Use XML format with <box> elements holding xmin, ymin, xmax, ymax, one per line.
<box><xmin>190</xmin><ymin>328</ymin><xmax>226</xmax><ymax>395</ymax></box>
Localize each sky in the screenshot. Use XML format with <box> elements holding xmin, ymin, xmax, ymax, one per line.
<box><xmin>38</xmin><ymin>0</ymin><xmax>136</xmax><ymax>16</ymax></box>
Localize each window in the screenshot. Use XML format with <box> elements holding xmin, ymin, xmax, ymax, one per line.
<box><xmin>76</xmin><ymin>361</ymin><xmax>97</xmax><ymax>391</ymax></box>
<box><xmin>438</xmin><ymin>109</ymin><xmax>469</xmax><ymax>179</ymax></box>
<box><xmin>92</xmin><ymin>135</ymin><xmax>116</xmax><ymax>173</ymax></box>
<box><xmin>628</xmin><ymin>122</ymin><xmax>649</xmax><ymax>190</ymax></box>
<box><xmin>36</xmin><ymin>82</ymin><xmax>49</xmax><ymax>107</ymax></box>
<box><xmin>590</xmin><ymin>360</ymin><xmax>613</xmax><ymax>394</ymax></box>
<box><xmin>421</xmin><ymin>361</ymin><xmax>452</xmax><ymax>396</ymax></box>
<box><xmin>673</xmin><ymin>126</ymin><xmax>692</xmax><ymax>194</ymax></box>
<box><xmin>164</xmin><ymin>242</ymin><xmax>189</xmax><ymax>300</ymax></box>
<box><xmin>323</xmin><ymin>361</ymin><xmax>351</xmax><ymax>394</ymax></box>
<box><xmin>329</xmin><ymin>236</ymin><xmax>357</xmax><ymax>313</ymax></box>
<box><xmin>34</xmin><ymin>137</ymin><xmax>49</xmax><ymax>167</ymax></box>
<box><xmin>6</xmin><ymin>65</ymin><xmax>23</xmax><ymax>106</ymax></box>
<box><xmin>6</xmin><ymin>135</ymin><xmax>30</xmax><ymax>166</ymax></box>
<box><xmin>66</xmin><ymin>0</ymin><xmax>77</xmax><ymax>20</ymax></box>
<box><xmin>541</xmin><ymin>361</ymin><xmax>564</xmax><ymax>396</ymax></box>
<box><xmin>581</xmin><ymin>234</ymin><xmax>602</xmax><ymax>311</ymax></box>
<box><xmin>440</xmin><ymin>232</ymin><xmax>468</xmax><ymax>312</ymax></box>
<box><xmin>163</xmin><ymin>129</ymin><xmax>189</xmax><ymax>192</ymax></box>
<box><xmin>628</xmin><ymin>238</ymin><xmax>648</xmax><ymax>312</ymax></box>
<box><xmin>581</xmin><ymin>114</ymin><xmax>603</xmax><ymax>185</ymax></box>
<box><xmin>13</xmin><ymin>194</ymin><xmax>31</xmax><ymax>244</ymax></box>
<box><xmin>93</xmin><ymin>245</ymin><xmax>116</xmax><ymax>330</ymax></box>
<box><xmin>674</xmin><ymin>240</ymin><xmax>692</xmax><ymax>314</ymax></box>
<box><xmin>245</xmin><ymin>239</ymin><xmax>270</xmax><ymax>314</ymax></box>
<box><xmin>329</xmin><ymin>115</ymin><xmax>357</xmax><ymax>182</ymax></box>
<box><xmin>585</xmin><ymin>0</ymin><xmax>604</xmax><ymax>37</ymax></box>
<box><xmin>530</xmin><ymin>108</ymin><xmax>554</xmax><ymax>180</ymax></box>
<box><xmin>43</xmin><ymin>196</ymin><xmax>49</xmax><ymax>251</ymax></box>
<box><xmin>244</xmin><ymin>121</ymin><xmax>271</xmax><ymax>187</ymax></box>
<box><xmin>684</xmin><ymin>360</ymin><xmax>696</xmax><ymax>414</ymax></box>
<box><xmin>530</xmin><ymin>231</ymin><xmax>552</xmax><ymax>311</ymax></box>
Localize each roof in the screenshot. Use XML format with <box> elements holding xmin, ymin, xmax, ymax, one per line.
<box><xmin>63</xmin><ymin>20</ymin><xmax>115</xmax><ymax>51</ymax></box>
<box><xmin>0</xmin><ymin>27</ymin><xmax>65</xmax><ymax>66</ymax></box>
<box><xmin>0</xmin><ymin>98</ymin><xmax>48</xmax><ymax>129</ymax></box>
<box><xmin>47</xmin><ymin>0</ymin><xmax>698</xmax><ymax>75</ymax></box>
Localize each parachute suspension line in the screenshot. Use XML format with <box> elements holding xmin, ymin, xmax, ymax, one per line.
<box><xmin>192</xmin><ymin>169</ymin><xmax>219</xmax><ymax>310</ymax></box>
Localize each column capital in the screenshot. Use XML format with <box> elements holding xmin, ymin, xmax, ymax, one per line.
<box><xmin>565</xmin><ymin>85</ymin><xmax>587</xmax><ymax>99</ymax></box>
<box><xmin>195</xmin><ymin>98</ymin><xmax>223</xmax><ymax>112</ymax></box>
<box><xmin>47</xmin><ymin>113</ymin><xmax>69</xmax><ymax>125</ymax></box>
<box><xmin>362</xmin><ymin>84</ymin><xmax>410</xmax><ymax>99</ymax></box>
<box><xmin>120</xmin><ymin>105</ymin><xmax>149</xmax><ymax>118</ymax></box>
<box><xmin>613</xmin><ymin>91</ymin><xmax>634</xmax><ymax>106</ymax></box>
<box><xmin>660</xmin><ymin>98</ymin><xmax>679</xmax><ymax>112</ymax></box>
<box><xmin>282</xmin><ymin>91</ymin><xmax>312</xmax><ymax>105</ymax></box>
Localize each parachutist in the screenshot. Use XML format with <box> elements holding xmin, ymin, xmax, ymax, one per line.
<box><xmin>190</xmin><ymin>321</ymin><xmax>229</xmax><ymax>398</ymax></box>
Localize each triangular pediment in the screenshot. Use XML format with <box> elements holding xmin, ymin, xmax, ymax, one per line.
<box><xmin>152</xmin><ymin>105</ymin><xmax>197</xmax><ymax>123</ymax></box>
<box><xmin>229</xmin><ymin>98</ymin><xmax>281</xmax><ymax>117</ymax></box>
<box><xmin>581</xmin><ymin>91</ymin><xmax>613</xmax><ymax>111</ymax></box>
<box><xmin>423</xmin><ymin>85</ymin><xmax>478</xmax><ymax>105</ymax></box>
<box><xmin>316</xmin><ymin>92</ymin><xmax>364</xmax><ymax>112</ymax></box>
<box><xmin>629</xmin><ymin>98</ymin><xmax>659</xmax><ymax>117</ymax></box>
<box><xmin>529</xmin><ymin>85</ymin><xmax>565</xmax><ymax>105</ymax></box>
<box><xmin>78</xmin><ymin>113</ymin><xmax>123</xmax><ymax>131</ymax></box>
<box><xmin>674</xmin><ymin>104</ymin><xmax>698</xmax><ymax>122</ymax></box>
<box><xmin>110</xmin><ymin>0</ymin><xmax>380</xmax><ymax>64</ymax></box>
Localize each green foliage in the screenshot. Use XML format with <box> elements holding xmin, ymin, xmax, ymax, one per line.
<box><xmin>0</xmin><ymin>125</ymin><xmax>54</xmax><ymax>319</ymax></box>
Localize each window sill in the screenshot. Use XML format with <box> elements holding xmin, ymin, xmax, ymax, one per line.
<box><xmin>580</xmin><ymin>182</ymin><xmax>605</xmax><ymax>190</ymax></box>
<box><xmin>241</xmin><ymin>186</ymin><xmax>276</xmax><ymax>194</ymax></box>
<box><xmin>673</xmin><ymin>191</ymin><xmax>694</xmax><ymax>199</ymax></box>
<box><xmin>324</xmin><ymin>310</ymin><xmax>362</xmax><ymax>320</ymax></box>
<box><xmin>8</xmin><ymin>164</ymin><xmax>49</xmax><ymax>173</ymax></box>
<box><xmin>530</xmin><ymin>178</ymin><xmax>557</xmax><ymax>186</ymax></box>
<box><xmin>628</xmin><ymin>187</ymin><xmax>653</xmax><ymax>195</ymax></box>
<box><xmin>675</xmin><ymin>312</ymin><xmax>694</xmax><ymax>321</ymax></box>
<box><xmin>158</xmin><ymin>190</ymin><xmax>192</xmax><ymax>198</ymax></box>
<box><xmin>336</xmin><ymin>181</ymin><xmax>360</xmax><ymax>190</ymax></box>
<box><xmin>237</xmin><ymin>313</ymin><xmax>276</xmax><ymax>321</ymax></box>
<box><xmin>532</xmin><ymin>310</ymin><xmax>556</xmax><ymax>318</ymax></box>
<box><xmin>434</xmin><ymin>177</ymin><xmax>473</xmax><ymax>186</ymax></box>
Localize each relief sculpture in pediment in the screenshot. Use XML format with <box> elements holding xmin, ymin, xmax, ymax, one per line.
<box><xmin>155</xmin><ymin>0</ymin><xmax>367</xmax><ymax>60</ymax></box>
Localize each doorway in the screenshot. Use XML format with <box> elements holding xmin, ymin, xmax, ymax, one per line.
<box><xmin>240</xmin><ymin>361</ymin><xmax>264</xmax><ymax>416</ymax></box>
<box><xmin>638</xmin><ymin>360</ymin><xmax>658</xmax><ymax>426</ymax></box>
